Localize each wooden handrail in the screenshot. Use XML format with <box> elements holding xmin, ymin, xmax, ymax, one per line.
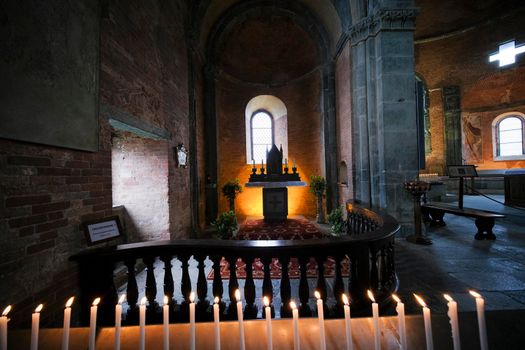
<box><xmin>70</xmin><ymin>205</ymin><xmax>399</xmax><ymax>326</ymax></box>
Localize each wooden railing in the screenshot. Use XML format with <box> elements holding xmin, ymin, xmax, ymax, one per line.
<box><xmin>70</xmin><ymin>205</ymin><xmax>399</xmax><ymax>326</ymax></box>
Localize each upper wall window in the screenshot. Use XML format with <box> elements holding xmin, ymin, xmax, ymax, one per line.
<box><xmin>493</xmin><ymin>113</ymin><xmax>525</xmax><ymax>160</ymax></box>
<box><xmin>251</xmin><ymin>110</ymin><xmax>274</xmax><ymax>162</ymax></box>
<box><xmin>489</xmin><ymin>40</ymin><xmax>525</xmax><ymax>67</ymax></box>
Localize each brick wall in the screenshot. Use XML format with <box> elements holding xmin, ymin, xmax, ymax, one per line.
<box><xmin>416</xmin><ymin>9</ymin><xmax>525</xmax><ymax>172</ymax></box>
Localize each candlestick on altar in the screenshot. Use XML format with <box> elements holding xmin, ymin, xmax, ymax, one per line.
<box><xmin>213</xmin><ymin>297</ymin><xmax>221</xmax><ymax>350</ymax></box>
<box><xmin>31</xmin><ymin>304</ymin><xmax>43</xmax><ymax>350</ymax></box>
<box><xmin>290</xmin><ymin>301</ymin><xmax>300</xmax><ymax>350</ymax></box>
<box><xmin>88</xmin><ymin>297</ymin><xmax>101</xmax><ymax>350</ymax></box>
<box><xmin>367</xmin><ymin>290</ymin><xmax>381</xmax><ymax>350</ymax></box>
<box><xmin>414</xmin><ymin>294</ymin><xmax>433</xmax><ymax>350</ymax></box>
<box><xmin>444</xmin><ymin>294</ymin><xmax>461</xmax><ymax>350</ymax></box>
<box><xmin>139</xmin><ymin>296</ymin><xmax>147</xmax><ymax>350</ymax></box>
<box><xmin>190</xmin><ymin>292</ymin><xmax>196</xmax><ymax>350</ymax></box>
<box><xmin>392</xmin><ymin>294</ymin><xmax>407</xmax><ymax>350</ymax></box>
<box><xmin>61</xmin><ymin>297</ymin><xmax>74</xmax><ymax>350</ymax></box>
<box><xmin>1</xmin><ymin>305</ymin><xmax>11</xmax><ymax>350</ymax></box>
<box><xmin>163</xmin><ymin>296</ymin><xmax>169</xmax><ymax>350</ymax></box>
<box><xmin>315</xmin><ymin>291</ymin><xmax>327</xmax><ymax>350</ymax></box>
<box><xmin>115</xmin><ymin>294</ymin><xmax>125</xmax><ymax>350</ymax></box>
<box><xmin>342</xmin><ymin>294</ymin><xmax>353</xmax><ymax>350</ymax></box>
<box><xmin>469</xmin><ymin>290</ymin><xmax>488</xmax><ymax>350</ymax></box>
<box><xmin>264</xmin><ymin>296</ymin><xmax>273</xmax><ymax>350</ymax></box>
<box><xmin>235</xmin><ymin>289</ymin><xmax>246</xmax><ymax>350</ymax></box>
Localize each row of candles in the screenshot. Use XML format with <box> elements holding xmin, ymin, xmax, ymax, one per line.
<box><xmin>0</xmin><ymin>289</ymin><xmax>488</xmax><ymax>350</ymax></box>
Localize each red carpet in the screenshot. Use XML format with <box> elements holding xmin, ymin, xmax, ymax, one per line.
<box><xmin>207</xmin><ymin>218</ymin><xmax>349</xmax><ymax>280</ymax></box>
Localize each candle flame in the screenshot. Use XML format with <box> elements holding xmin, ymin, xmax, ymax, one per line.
<box><xmin>263</xmin><ymin>296</ymin><xmax>270</xmax><ymax>307</ymax></box>
<box><xmin>2</xmin><ymin>305</ymin><xmax>11</xmax><ymax>316</ymax></box>
<box><xmin>214</xmin><ymin>296</ymin><xmax>220</xmax><ymax>304</ymax></box>
<box><xmin>140</xmin><ymin>296</ymin><xmax>147</xmax><ymax>306</ymax></box>
<box><xmin>92</xmin><ymin>297</ymin><xmax>101</xmax><ymax>306</ymax></box>
<box><xmin>189</xmin><ymin>292</ymin><xmax>195</xmax><ymax>303</ymax></box>
<box><xmin>164</xmin><ymin>296</ymin><xmax>169</xmax><ymax>305</ymax></box>
<box><xmin>413</xmin><ymin>293</ymin><xmax>427</xmax><ymax>308</ymax></box>
<box><xmin>289</xmin><ymin>301</ymin><xmax>297</xmax><ymax>310</ymax></box>
<box><xmin>469</xmin><ymin>290</ymin><xmax>482</xmax><ymax>298</ymax></box>
<box><xmin>314</xmin><ymin>291</ymin><xmax>321</xmax><ymax>300</ymax></box>
<box><xmin>235</xmin><ymin>289</ymin><xmax>241</xmax><ymax>302</ymax></box>
<box><xmin>392</xmin><ymin>294</ymin><xmax>401</xmax><ymax>303</ymax></box>
<box><xmin>443</xmin><ymin>294</ymin><xmax>453</xmax><ymax>302</ymax></box>
<box><xmin>65</xmin><ymin>297</ymin><xmax>74</xmax><ymax>308</ymax></box>
<box><xmin>342</xmin><ymin>294</ymin><xmax>349</xmax><ymax>306</ymax></box>
<box><xmin>35</xmin><ymin>304</ymin><xmax>43</xmax><ymax>313</ymax></box>
<box><xmin>367</xmin><ymin>290</ymin><xmax>376</xmax><ymax>303</ymax></box>
<box><xmin>118</xmin><ymin>294</ymin><xmax>126</xmax><ymax>304</ymax></box>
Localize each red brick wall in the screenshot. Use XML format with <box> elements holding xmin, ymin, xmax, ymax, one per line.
<box><xmin>416</xmin><ymin>9</ymin><xmax>525</xmax><ymax>172</ymax></box>
<box><xmin>336</xmin><ymin>41</ymin><xmax>353</xmax><ymax>205</ymax></box>
<box><xmin>0</xmin><ymin>0</ymin><xmax>191</xmax><ymax>326</ymax></box>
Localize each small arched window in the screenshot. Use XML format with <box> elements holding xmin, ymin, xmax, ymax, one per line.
<box><xmin>250</xmin><ymin>110</ymin><xmax>274</xmax><ymax>162</ymax></box>
<box><xmin>493</xmin><ymin>113</ymin><xmax>525</xmax><ymax>159</ymax></box>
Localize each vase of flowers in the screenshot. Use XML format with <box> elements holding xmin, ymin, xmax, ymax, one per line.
<box><xmin>309</xmin><ymin>175</ymin><xmax>327</xmax><ymax>223</ymax></box>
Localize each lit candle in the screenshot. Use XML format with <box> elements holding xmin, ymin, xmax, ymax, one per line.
<box><xmin>61</xmin><ymin>297</ymin><xmax>74</xmax><ymax>350</ymax></box>
<box><xmin>469</xmin><ymin>290</ymin><xmax>487</xmax><ymax>350</ymax></box>
<box><xmin>392</xmin><ymin>294</ymin><xmax>407</xmax><ymax>350</ymax></box>
<box><xmin>1</xmin><ymin>305</ymin><xmax>11</xmax><ymax>350</ymax></box>
<box><xmin>190</xmin><ymin>292</ymin><xmax>196</xmax><ymax>350</ymax></box>
<box><xmin>342</xmin><ymin>294</ymin><xmax>353</xmax><ymax>350</ymax></box>
<box><xmin>31</xmin><ymin>304</ymin><xmax>43</xmax><ymax>350</ymax></box>
<box><xmin>213</xmin><ymin>297</ymin><xmax>221</xmax><ymax>350</ymax></box>
<box><xmin>444</xmin><ymin>294</ymin><xmax>460</xmax><ymax>350</ymax></box>
<box><xmin>264</xmin><ymin>296</ymin><xmax>273</xmax><ymax>350</ymax></box>
<box><xmin>290</xmin><ymin>301</ymin><xmax>300</xmax><ymax>350</ymax></box>
<box><xmin>163</xmin><ymin>296</ymin><xmax>169</xmax><ymax>350</ymax></box>
<box><xmin>314</xmin><ymin>291</ymin><xmax>326</xmax><ymax>350</ymax></box>
<box><xmin>88</xmin><ymin>297</ymin><xmax>101</xmax><ymax>350</ymax></box>
<box><xmin>367</xmin><ymin>290</ymin><xmax>381</xmax><ymax>350</ymax></box>
<box><xmin>139</xmin><ymin>296</ymin><xmax>147</xmax><ymax>350</ymax></box>
<box><xmin>114</xmin><ymin>294</ymin><xmax>125</xmax><ymax>350</ymax></box>
<box><xmin>235</xmin><ymin>289</ymin><xmax>246</xmax><ymax>350</ymax></box>
<box><xmin>414</xmin><ymin>294</ymin><xmax>433</xmax><ymax>350</ymax></box>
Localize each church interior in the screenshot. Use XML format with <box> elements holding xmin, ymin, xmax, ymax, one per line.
<box><xmin>1</xmin><ymin>0</ymin><xmax>525</xmax><ymax>348</ymax></box>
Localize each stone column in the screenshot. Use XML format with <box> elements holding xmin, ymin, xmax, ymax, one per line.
<box><xmin>349</xmin><ymin>6</ymin><xmax>419</xmax><ymax>234</ymax></box>
<box><xmin>443</xmin><ymin>86</ymin><xmax>462</xmax><ymax>166</ymax></box>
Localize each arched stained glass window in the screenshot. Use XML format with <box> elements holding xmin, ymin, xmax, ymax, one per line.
<box><xmin>496</xmin><ymin>116</ymin><xmax>524</xmax><ymax>157</ymax></box>
<box><xmin>251</xmin><ymin>110</ymin><xmax>274</xmax><ymax>162</ymax></box>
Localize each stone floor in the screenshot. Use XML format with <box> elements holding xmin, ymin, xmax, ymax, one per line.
<box><xmin>119</xmin><ymin>194</ymin><xmax>525</xmax><ymax>318</ymax></box>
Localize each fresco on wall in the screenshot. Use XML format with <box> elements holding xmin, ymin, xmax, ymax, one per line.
<box><xmin>462</xmin><ymin>113</ymin><xmax>483</xmax><ymax>163</ymax></box>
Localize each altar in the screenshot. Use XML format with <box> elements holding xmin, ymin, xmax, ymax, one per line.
<box><xmin>246</xmin><ymin>145</ymin><xmax>306</xmax><ymax>222</ymax></box>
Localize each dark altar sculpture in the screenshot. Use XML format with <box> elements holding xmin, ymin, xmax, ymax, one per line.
<box><xmin>249</xmin><ymin>144</ymin><xmax>301</xmax><ymax>182</ymax></box>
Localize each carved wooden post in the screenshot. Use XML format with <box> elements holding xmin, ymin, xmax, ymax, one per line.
<box><xmin>244</xmin><ymin>257</ymin><xmax>257</xmax><ymax>319</ymax></box>
<box><xmin>298</xmin><ymin>256</ymin><xmax>311</xmax><ymax>316</ymax></box>
<box><xmin>161</xmin><ymin>255</ymin><xmax>174</xmax><ymax>304</ymax></box>
<box><xmin>195</xmin><ymin>254</ymin><xmax>209</xmax><ymax>319</ymax></box>
<box><xmin>143</xmin><ymin>256</ymin><xmax>158</xmax><ymax>315</ymax></box>
<box><xmin>280</xmin><ymin>256</ymin><xmax>292</xmax><ymax>318</ymax></box>
<box><xmin>226</xmin><ymin>255</ymin><xmax>239</xmax><ymax>319</ymax></box>
<box><xmin>332</xmin><ymin>255</ymin><xmax>345</xmax><ymax>316</ymax></box>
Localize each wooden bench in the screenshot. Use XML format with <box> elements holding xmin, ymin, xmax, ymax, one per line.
<box><xmin>421</xmin><ymin>203</ymin><xmax>506</xmax><ymax>240</ymax></box>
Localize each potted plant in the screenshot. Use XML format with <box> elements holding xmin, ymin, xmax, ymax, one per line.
<box><xmin>212</xmin><ymin>211</ymin><xmax>238</xmax><ymax>239</ymax></box>
<box><xmin>309</xmin><ymin>175</ymin><xmax>327</xmax><ymax>223</ymax></box>
<box><xmin>327</xmin><ymin>206</ymin><xmax>345</xmax><ymax>236</ymax></box>
<box><xmin>222</xmin><ymin>178</ymin><xmax>243</xmax><ymax>212</ymax></box>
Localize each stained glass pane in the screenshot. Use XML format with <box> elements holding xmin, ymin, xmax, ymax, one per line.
<box><xmin>251</xmin><ymin>111</ymin><xmax>273</xmax><ymax>161</ymax></box>
<box><xmin>252</xmin><ymin>130</ymin><xmax>272</xmax><ymax>145</ymax></box>
<box><xmin>499</xmin><ymin>117</ymin><xmax>522</xmax><ymax>131</ymax></box>
<box><xmin>499</xmin><ymin>129</ymin><xmax>522</xmax><ymax>143</ymax></box>
<box><xmin>500</xmin><ymin>142</ymin><xmax>523</xmax><ymax>156</ymax></box>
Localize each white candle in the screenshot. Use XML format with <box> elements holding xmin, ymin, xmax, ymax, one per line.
<box><xmin>315</xmin><ymin>291</ymin><xmax>326</xmax><ymax>350</ymax></box>
<box><xmin>213</xmin><ymin>297</ymin><xmax>221</xmax><ymax>350</ymax></box>
<box><xmin>367</xmin><ymin>290</ymin><xmax>381</xmax><ymax>350</ymax></box>
<box><xmin>290</xmin><ymin>301</ymin><xmax>300</xmax><ymax>350</ymax></box>
<box><xmin>88</xmin><ymin>297</ymin><xmax>101</xmax><ymax>350</ymax></box>
<box><xmin>31</xmin><ymin>304</ymin><xmax>43</xmax><ymax>350</ymax></box>
<box><xmin>414</xmin><ymin>294</ymin><xmax>433</xmax><ymax>350</ymax></box>
<box><xmin>163</xmin><ymin>296</ymin><xmax>169</xmax><ymax>350</ymax></box>
<box><xmin>342</xmin><ymin>294</ymin><xmax>353</xmax><ymax>350</ymax></box>
<box><xmin>61</xmin><ymin>297</ymin><xmax>74</xmax><ymax>350</ymax></box>
<box><xmin>114</xmin><ymin>294</ymin><xmax>125</xmax><ymax>350</ymax></box>
<box><xmin>392</xmin><ymin>294</ymin><xmax>407</xmax><ymax>350</ymax></box>
<box><xmin>1</xmin><ymin>305</ymin><xmax>12</xmax><ymax>350</ymax></box>
<box><xmin>190</xmin><ymin>292</ymin><xmax>196</xmax><ymax>350</ymax></box>
<box><xmin>444</xmin><ymin>294</ymin><xmax>461</xmax><ymax>350</ymax></box>
<box><xmin>470</xmin><ymin>291</ymin><xmax>488</xmax><ymax>350</ymax></box>
<box><xmin>235</xmin><ymin>289</ymin><xmax>246</xmax><ymax>350</ymax></box>
<box><xmin>264</xmin><ymin>296</ymin><xmax>273</xmax><ymax>350</ymax></box>
<box><xmin>139</xmin><ymin>297</ymin><xmax>147</xmax><ymax>350</ymax></box>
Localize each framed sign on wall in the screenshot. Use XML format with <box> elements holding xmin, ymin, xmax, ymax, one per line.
<box><xmin>82</xmin><ymin>216</ymin><xmax>123</xmax><ymax>245</ymax></box>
